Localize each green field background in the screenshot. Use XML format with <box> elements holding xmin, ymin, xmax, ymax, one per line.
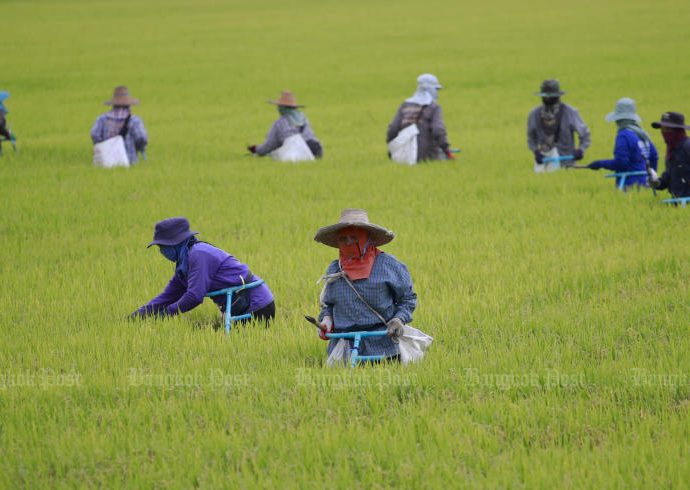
<box><xmin>1</xmin><ymin>0</ymin><xmax>690</xmax><ymax>487</ymax></box>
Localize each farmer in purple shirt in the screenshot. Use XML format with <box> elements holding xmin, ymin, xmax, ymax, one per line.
<box><xmin>131</xmin><ymin>217</ymin><xmax>275</xmax><ymax>323</ymax></box>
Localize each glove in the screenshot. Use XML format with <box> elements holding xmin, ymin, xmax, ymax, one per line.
<box><xmin>587</xmin><ymin>162</ymin><xmax>601</xmax><ymax>170</ymax></box>
<box><xmin>386</xmin><ymin>317</ymin><xmax>405</xmax><ymax>340</ymax></box>
<box><xmin>444</xmin><ymin>149</ymin><xmax>456</xmax><ymax>160</ymax></box>
<box><xmin>318</xmin><ymin>316</ymin><xmax>333</xmax><ymax>341</ymax></box>
<box><xmin>533</xmin><ymin>150</ymin><xmax>543</xmax><ymax>164</ymax></box>
<box><xmin>247</xmin><ymin>145</ymin><xmax>257</xmax><ymax>154</ymax></box>
<box><xmin>573</xmin><ymin>149</ymin><xmax>584</xmax><ymax>161</ymax></box>
<box><xmin>647</xmin><ymin>168</ymin><xmax>660</xmax><ymax>187</ymax></box>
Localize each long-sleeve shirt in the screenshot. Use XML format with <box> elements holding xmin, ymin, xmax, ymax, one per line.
<box><xmin>256</xmin><ymin>115</ymin><xmax>320</xmax><ymax>156</ymax></box>
<box><xmin>387</xmin><ymin>102</ymin><xmax>449</xmax><ymax>161</ymax></box>
<box><xmin>134</xmin><ymin>242</ymin><xmax>273</xmax><ymax>317</ymax></box>
<box><xmin>318</xmin><ymin>253</ymin><xmax>417</xmax><ymax>358</ymax></box>
<box><xmin>656</xmin><ymin>137</ymin><xmax>690</xmax><ymax>198</ymax></box>
<box><xmin>588</xmin><ymin>128</ymin><xmax>658</xmax><ymax>187</ymax></box>
<box><xmin>90</xmin><ymin>111</ymin><xmax>148</xmax><ymax>163</ymax></box>
<box><xmin>527</xmin><ymin>103</ymin><xmax>591</xmax><ymax>156</ymax></box>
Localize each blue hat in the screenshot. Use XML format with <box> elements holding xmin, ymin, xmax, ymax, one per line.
<box><xmin>0</xmin><ymin>91</ymin><xmax>9</xmax><ymax>103</ymax></box>
<box><xmin>147</xmin><ymin>217</ymin><xmax>198</xmax><ymax>248</ymax></box>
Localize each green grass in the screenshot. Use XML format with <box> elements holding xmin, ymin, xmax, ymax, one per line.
<box><xmin>2</xmin><ymin>0</ymin><xmax>690</xmax><ymax>487</ymax></box>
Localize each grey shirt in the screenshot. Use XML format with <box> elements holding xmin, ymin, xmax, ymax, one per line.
<box><xmin>256</xmin><ymin>115</ymin><xmax>320</xmax><ymax>156</ymax></box>
<box><xmin>387</xmin><ymin>102</ymin><xmax>449</xmax><ymax>161</ymax></box>
<box><xmin>527</xmin><ymin>103</ymin><xmax>591</xmax><ymax>155</ymax></box>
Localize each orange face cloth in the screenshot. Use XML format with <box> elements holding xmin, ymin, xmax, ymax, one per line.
<box><xmin>337</xmin><ymin>227</ymin><xmax>381</xmax><ymax>280</ymax></box>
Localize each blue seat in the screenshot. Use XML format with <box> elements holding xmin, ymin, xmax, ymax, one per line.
<box><xmin>662</xmin><ymin>197</ymin><xmax>690</xmax><ymax>207</ymax></box>
<box><xmin>604</xmin><ymin>171</ymin><xmax>648</xmax><ymax>191</ymax></box>
<box><xmin>206</xmin><ymin>279</ymin><xmax>264</xmax><ymax>333</ymax></box>
<box><xmin>326</xmin><ymin>330</ymin><xmax>388</xmax><ymax>367</ymax></box>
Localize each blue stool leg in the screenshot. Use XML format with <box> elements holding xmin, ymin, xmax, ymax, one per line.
<box><xmin>618</xmin><ymin>175</ymin><xmax>626</xmax><ymax>191</ymax></box>
<box><xmin>225</xmin><ymin>290</ymin><xmax>234</xmax><ymax>334</ymax></box>
<box><xmin>351</xmin><ymin>334</ymin><xmax>362</xmax><ymax>367</ymax></box>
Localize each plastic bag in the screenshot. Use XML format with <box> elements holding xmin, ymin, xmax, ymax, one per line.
<box><xmin>326</xmin><ymin>338</ymin><xmax>350</xmax><ymax>367</ymax></box>
<box><xmin>534</xmin><ymin>147</ymin><xmax>560</xmax><ymax>174</ymax></box>
<box><xmin>388</xmin><ymin>124</ymin><xmax>419</xmax><ymax>165</ymax></box>
<box><xmin>270</xmin><ymin>134</ymin><xmax>315</xmax><ymax>162</ymax></box>
<box><xmin>398</xmin><ymin>325</ymin><xmax>433</xmax><ymax>365</ymax></box>
<box><xmin>93</xmin><ymin>135</ymin><xmax>129</xmax><ymax>168</ymax></box>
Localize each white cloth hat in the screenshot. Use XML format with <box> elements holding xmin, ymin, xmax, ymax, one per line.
<box><xmin>605</xmin><ymin>97</ymin><xmax>641</xmax><ymax>123</ymax></box>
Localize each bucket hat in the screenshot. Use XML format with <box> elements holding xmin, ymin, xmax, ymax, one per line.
<box><xmin>314</xmin><ymin>209</ymin><xmax>395</xmax><ymax>248</ymax></box>
<box><xmin>417</xmin><ymin>73</ymin><xmax>443</xmax><ymax>89</ymax></box>
<box><xmin>535</xmin><ymin>79</ymin><xmax>565</xmax><ymax>97</ymax></box>
<box><xmin>104</xmin><ymin>86</ymin><xmax>140</xmax><ymax>106</ymax></box>
<box><xmin>651</xmin><ymin>112</ymin><xmax>690</xmax><ymax>130</ymax></box>
<box><xmin>147</xmin><ymin>217</ymin><xmax>198</xmax><ymax>248</ymax></box>
<box><xmin>0</xmin><ymin>91</ymin><xmax>9</xmax><ymax>103</ymax></box>
<box><xmin>268</xmin><ymin>91</ymin><xmax>303</xmax><ymax>108</ymax></box>
<box><xmin>605</xmin><ymin>97</ymin><xmax>641</xmax><ymax>123</ymax></box>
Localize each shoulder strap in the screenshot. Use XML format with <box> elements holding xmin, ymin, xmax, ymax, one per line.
<box><xmin>338</xmin><ymin>267</ymin><xmax>388</xmax><ymax>324</ymax></box>
<box><xmin>119</xmin><ymin>115</ymin><xmax>131</xmax><ymax>138</ymax></box>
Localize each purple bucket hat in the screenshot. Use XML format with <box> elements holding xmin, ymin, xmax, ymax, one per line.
<box><xmin>147</xmin><ymin>217</ymin><xmax>198</xmax><ymax>248</ymax></box>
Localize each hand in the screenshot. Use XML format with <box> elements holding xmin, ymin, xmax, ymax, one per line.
<box><xmin>587</xmin><ymin>162</ymin><xmax>600</xmax><ymax>170</ymax></box>
<box><xmin>318</xmin><ymin>316</ymin><xmax>333</xmax><ymax>341</ymax></box>
<box><xmin>533</xmin><ymin>150</ymin><xmax>543</xmax><ymax>164</ymax></box>
<box><xmin>573</xmin><ymin>149</ymin><xmax>584</xmax><ymax>161</ymax></box>
<box><xmin>247</xmin><ymin>145</ymin><xmax>257</xmax><ymax>154</ymax></box>
<box><xmin>444</xmin><ymin>149</ymin><xmax>456</xmax><ymax>160</ymax></box>
<box><xmin>647</xmin><ymin>168</ymin><xmax>660</xmax><ymax>187</ymax></box>
<box><xmin>386</xmin><ymin>317</ymin><xmax>405</xmax><ymax>340</ymax></box>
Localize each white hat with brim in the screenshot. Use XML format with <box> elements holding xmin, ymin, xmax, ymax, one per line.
<box><xmin>605</xmin><ymin>97</ymin><xmax>641</xmax><ymax>123</ymax></box>
<box><xmin>314</xmin><ymin>209</ymin><xmax>395</xmax><ymax>248</ymax></box>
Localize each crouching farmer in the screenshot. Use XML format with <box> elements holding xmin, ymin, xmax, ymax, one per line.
<box><xmin>131</xmin><ymin>217</ymin><xmax>275</xmax><ymax>323</ymax></box>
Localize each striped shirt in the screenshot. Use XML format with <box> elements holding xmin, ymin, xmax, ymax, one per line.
<box><xmin>318</xmin><ymin>253</ymin><xmax>417</xmax><ymax>357</ymax></box>
<box><xmin>90</xmin><ymin>109</ymin><xmax>148</xmax><ymax>163</ymax></box>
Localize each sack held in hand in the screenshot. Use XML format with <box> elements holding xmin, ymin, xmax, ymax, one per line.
<box><xmin>93</xmin><ymin>115</ymin><xmax>131</xmax><ymax>168</ymax></box>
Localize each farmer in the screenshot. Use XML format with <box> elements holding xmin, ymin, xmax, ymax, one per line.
<box><xmin>90</xmin><ymin>86</ymin><xmax>148</xmax><ymax>163</ymax></box>
<box><xmin>648</xmin><ymin>112</ymin><xmax>690</xmax><ymax>197</ymax></box>
<box><xmin>584</xmin><ymin>98</ymin><xmax>658</xmax><ymax>188</ymax></box>
<box><xmin>0</xmin><ymin>91</ymin><xmax>16</xmax><ymax>155</ymax></box>
<box><xmin>131</xmin><ymin>217</ymin><xmax>275</xmax><ymax>323</ymax></box>
<box><xmin>527</xmin><ymin>79</ymin><xmax>591</xmax><ymax>172</ymax></box>
<box><xmin>247</xmin><ymin>91</ymin><xmax>323</xmax><ymax>159</ymax></box>
<box><xmin>387</xmin><ymin>73</ymin><xmax>454</xmax><ymax>162</ymax></box>
<box><xmin>315</xmin><ymin>209</ymin><xmax>417</xmax><ymax>361</ymax></box>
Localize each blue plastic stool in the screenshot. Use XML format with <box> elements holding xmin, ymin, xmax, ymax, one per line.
<box><xmin>206</xmin><ymin>279</ymin><xmax>264</xmax><ymax>333</ymax></box>
<box><xmin>662</xmin><ymin>197</ymin><xmax>690</xmax><ymax>207</ymax></box>
<box><xmin>326</xmin><ymin>330</ymin><xmax>388</xmax><ymax>367</ymax></box>
<box><xmin>604</xmin><ymin>171</ymin><xmax>648</xmax><ymax>191</ymax></box>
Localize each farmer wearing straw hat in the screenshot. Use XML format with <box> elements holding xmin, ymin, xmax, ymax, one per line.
<box><xmin>583</xmin><ymin>98</ymin><xmax>658</xmax><ymax>188</ymax></box>
<box><xmin>387</xmin><ymin>73</ymin><xmax>454</xmax><ymax>162</ymax></box>
<box><xmin>648</xmin><ymin>112</ymin><xmax>690</xmax><ymax>198</ymax></box>
<box><xmin>0</xmin><ymin>91</ymin><xmax>16</xmax><ymax>155</ymax></box>
<box><xmin>314</xmin><ymin>209</ymin><xmax>417</xmax><ymax>361</ymax></box>
<box><xmin>527</xmin><ymin>79</ymin><xmax>591</xmax><ymax>172</ymax></box>
<box><xmin>131</xmin><ymin>217</ymin><xmax>275</xmax><ymax>323</ymax></box>
<box><xmin>247</xmin><ymin>91</ymin><xmax>323</xmax><ymax>158</ymax></box>
<box><xmin>90</xmin><ymin>86</ymin><xmax>148</xmax><ymax>163</ymax></box>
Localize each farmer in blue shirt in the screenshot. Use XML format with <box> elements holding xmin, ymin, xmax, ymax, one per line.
<box><xmin>315</xmin><ymin>209</ymin><xmax>417</xmax><ymax>361</ymax></box>
<box><xmin>585</xmin><ymin>98</ymin><xmax>658</xmax><ymax>188</ymax></box>
<box><xmin>131</xmin><ymin>217</ymin><xmax>275</xmax><ymax>323</ymax></box>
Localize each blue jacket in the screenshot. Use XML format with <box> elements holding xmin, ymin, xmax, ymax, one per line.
<box><xmin>589</xmin><ymin>128</ymin><xmax>658</xmax><ymax>187</ymax></box>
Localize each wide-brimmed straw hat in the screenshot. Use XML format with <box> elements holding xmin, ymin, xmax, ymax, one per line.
<box><xmin>268</xmin><ymin>91</ymin><xmax>303</xmax><ymax>108</ymax></box>
<box><xmin>104</xmin><ymin>85</ymin><xmax>140</xmax><ymax>106</ymax></box>
<box><xmin>535</xmin><ymin>79</ymin><xmax>566</xmax><ymax>97</ymax></box>
<box><xmin>147</xmin><ymin>217</ymin><xmax>198</xmax><ymax>248</ymax></box>
<box><xmin>605</xmin><ymin>97</ymin><xmax>641</xmax><ymax>123</ymax></box>
<box><xmin>651</xmin><ymin>112</ymin><xmax>690</xmax><ymax>130</ymax></box>
<box><xmin>314</xmin><ymin>209</ymin><xmax>395</xmax><ymax>248</ymax></box>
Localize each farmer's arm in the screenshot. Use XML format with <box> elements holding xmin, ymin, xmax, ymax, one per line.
<box><xmin>90</xmin><ymin>115</ymin><xmax>106</xmax><ymax>144</ymax></box>
<box><xmin>256</xmin><ymin>118</ymin><xmax>287</xmax><ymax>155</ymax></box>
<box><xmin>589</xmin><ymin>132</ymin><xmax>630</xmax><ymax>171</ymax></box>
<box><xmin>165</xmin><ymin>253</ymin><xmax>213</xmax><ymax>315</ymax></box>
<box><xmin>431</xmin><ymin>104</ymin><xmax>450</xmax><ymax>152</ymax></box>
<box><xmin>318</xmin><ymin>261</ymin><xmax>339</xmax><ymax>322</ymax></box>
<box><xmin>527</xmin><ymin>110</ymin><xmax>539</xmax><ymax>152</ymax></box>
<box><xmin>388</xmin><ymin>258</ymin><xmax>417</xmax><ymax>324</ymax></box>
<box><xmin>572</xmin><ymin>109</ymin><xmax>591</xmax><ymax>151</ymax></box>
<box><xmin>132</xmin><ymin>275</ymin><xmax>185</xmax><ymax>318</ymax></box>
<box><xmin>0</xmin><ymin>113</ymin><xmax>10</xmax><ymax>140</ymax></box>
<box><xmin>386</xmin><ymin>106</ymin><xmax>403</xmax><ymax>143</ymax></box>
<box><xmin>130</xmin><ymin>116</ymin><xmax>148</xmax><ymax>153</ymax></box>
<box><xmin>649</xmin><ymin>142</ymin><xmax>659</xmax><ymax>171</ymax></box>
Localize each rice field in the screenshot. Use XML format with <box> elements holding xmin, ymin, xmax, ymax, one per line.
<box><xmin>1</xmin><ymin>0</ymin><xmax>690</xmax><ymax>487</ymax></box>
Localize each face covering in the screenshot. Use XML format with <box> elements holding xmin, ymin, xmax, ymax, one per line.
<box><xmin>337</xmin><ymin>227</ymin><xmax>381</xmax><ymax>280</ymax></box>
<box><xmin>662</xmin><ymin>129</ymin><xmax>687</xmax><ymax>161</ymax></box>
<box><xmin>542</xmin><ymin>97</ymin><xmax>560</xmax><ymax>107</ymax></box>
<box><xmin>159</xmin><ymin>245</ymin><xmax>178</xmax><ymax>262</ymax></box>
